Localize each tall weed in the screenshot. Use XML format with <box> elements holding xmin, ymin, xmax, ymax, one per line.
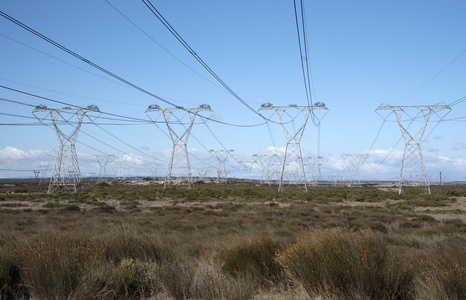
<box><xmin>220</xmin><ymin>236</ymin><xmax>287</xmax><ymax>287</ymax></box>
<box><xmin>276</xmin><ymin>229</ymin><xmax>415</xmax><ymax>299</ymax></box>
<box><xmin>417</xmin><ymin>237</ymin><xmax>466</xmax><ymax>300</ymax></box>
<box><xmin>21</xmin><ymin>233</ymin><xmax>101</xmax><ymax>299</ymax></box>
<box><xmin>0</xmin><ymin>244</ymin><xmax>29</xmax><ymax>300</ymax></box>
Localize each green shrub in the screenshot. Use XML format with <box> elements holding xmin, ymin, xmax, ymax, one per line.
<box><xmin>276</xmin><ymin>229</ymin><xmax>415</xmax><ymax>299</ymax></box>
<box><xmin>42</xmin><ymin>201</ymin><xmax>64</xmax><ymax>209</ymax></box>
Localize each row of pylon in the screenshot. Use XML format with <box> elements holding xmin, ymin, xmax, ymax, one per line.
<box><xmin>32</xmin><ymin>102</ymin><xmax>450</xmax><ymax>194</ymax></box>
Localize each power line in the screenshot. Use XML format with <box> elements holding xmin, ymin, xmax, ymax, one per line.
<box><xmin>0</xmin><ymin>33</ymin><xmax>129</xmax><ymax>88</ymax></box>
<box><xmin>140</xmin><ymin>0</ymin><xmax>272</xmax><ymax>122</ymax></box>
<box><xmin>395</xmin><ymin>48</ymin><xmax>466</xmax><ymax>102</ymax></box>
<box><xmin>0</xmin><ymin>10</ymin><xmax>266</xmax><ymax>128</ymax></box>
<box><xmin>104</xmin><ymin>0</ymin><xmax>226</xmax><ymax>94</ymax></box>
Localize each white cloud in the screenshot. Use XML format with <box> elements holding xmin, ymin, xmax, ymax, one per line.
<box><xmin>0</xmin><ymin>147</ymin><xmax>51</xmax><ymax>163</ymax></box>
<box><xmin>452</xmin><ymin>142</ymin><xmax>466</xmax><ymax>150</ymax></box>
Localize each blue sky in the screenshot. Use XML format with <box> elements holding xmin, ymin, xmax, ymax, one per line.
<box><xmin>1</xmin><ymin>0</ymin><xmax>465</xmax><ymax>181</ymax></box>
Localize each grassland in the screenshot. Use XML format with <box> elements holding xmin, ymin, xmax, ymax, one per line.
<box><xmin>0</xmin><ymin>180</ymin><xmax>465</xmax><ymax>299</ymax></box>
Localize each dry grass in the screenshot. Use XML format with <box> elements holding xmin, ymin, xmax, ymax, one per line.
<box><xmin>276</xmin><ymin>229</ymin><xmax>416</xmax><ymax>299</ymax></box>
<box><xmin>0</xmin><ymin>181</ymin><xmax>465</xmax><ymax>299</ymax></box>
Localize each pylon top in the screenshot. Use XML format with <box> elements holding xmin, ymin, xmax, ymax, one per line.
<box><xmin>146</xmin><ymin>104</ymin><xmax>213</xmax><ymax>113</ymax></box>
<box><xmin>258</xmin><ymin>103</ymin><xmax>328</xmax><ymax>111</ymax></box>
<box><xmin>376</xmin><ymin>103</ymin><xmax>450</xmax><ymax>111</ymax></box>
<box><xmin>32</xmin><ymin>105</ymin><xmax>100</xmax><ymax>113</ymax></box>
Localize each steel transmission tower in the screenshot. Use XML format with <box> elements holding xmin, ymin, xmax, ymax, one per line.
<box><xmin>114</xmin><ymin>156</ymin><xmax>127</xmax><ymax>181</ymax></box>
<box><xmin>269</xmin><ymin>154</ymin><xmax>282</xmax><ymax>184</ymax></box>
<box><xmin>91</xmin><ymin>154</ymin><xmax>114</xmax><ymax>183</ymax></box>
<box><xmin>197</xmin><ymin>169</ymin><xmax>209</xmax><ymax>181</ymax></box>
<box><xmin>210</xmin><ymin>149</ymin><xmax>234</xmax><ymax>183</ymax></box>
<box><xmin>146</xmin><ymin>163</ymin><xmax>160</xmax><ymax>179</ymax></box>
<box><xmin>239</xmin><ymin>161</ymin><xmax>255</xmax><ymax>182</ymax></box>
<box><xmin>33</xmin><ymin>170</ymin><xmax>40</xmax><ymax>183</ymax></box>
<box><xmin>331</xmin><ymin>164</ymin><xmax>345</xmax><ymax>186</ymax></box>
<box><xmin>376</xmin><ymin>103</ymin><xmax>451</xmax><ymax>194</ymax></box>
<box><xmin>39</xmin><ymin>162</ymin><xmax>50</xmax><ymax>185</ymax></box>
<box><xmin>305</xmin><ymin>156</ymin><xmax>322</xmax><ymax>186</ymax></box>
<box><xmin>33</xmin><ymin>105</ymin><xmax>100</xmax><ymax>193</ymax></box>
<box><xmin>253</xmin><ymin>154</ymin><xmax>271</xmax><ymax>185</ymax></box>
<box><xmin>146</xmin><ymin>104</ymin><xmax>212</xmax><ymax>188</ymax></box>
<box><xmin>341</xmin><ymin>154</ymin><xmax>369</xmax><ymax>187</ymax></box>
<box><xmin>259</xmin><ymin>103</ymin><xmax>328</xmax><ymax>191</ymax></box>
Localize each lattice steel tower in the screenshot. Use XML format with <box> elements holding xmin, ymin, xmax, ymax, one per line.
<box><xmin>259</xmin><ymin>103</ymin><xmax>328</xmax><ymax>191</ymax></box>
<box><xmin>253</xmin><ymin>154</ymin><xmax>271</xmax><ymax>185</ymax></box>
<box><xmin>376</xmin><ymin>103</ymin><xmax>451</xmax><ymax>194</ymax></box>
<box><xmin>146</xmin><ymin>104</ymin><xmax>212</xmax><ymax>188</ymax></box>
<box><xmin>146</xmin><ymin>163</ymin><xmax>160</xmax><ymax>179</ymax></box>
<box><xmin>269</xmin><ymin>154</ymin><xmax>282</xmax><ymax>184</ymax></box>
<box><xmin>91</xmin><ymin>154</ymin><xmax>114</xmax><ymax>183</ymax></box>
<box><xmin>33</xmin><ymin>105</ymin><xmax>100</xmax><ymax>193</ymax></box>
<box><xmin>210</xmin><ymin>149</ymin><xmax>234</xmax><ymax>183</ymax></box>
<box><xmin>341</xmin><ymin>154</ymin><xmax>369</xmax><ymax>187</ymax></box>
<box><xmin>239</xmin><ymin>161</ymin><xmax>254</xmax><ymax>182</ymax></box>
<box><xmin>39</xmin><ymin>162</ymin><xmax>49</xmax><ymax>185</ymax></box>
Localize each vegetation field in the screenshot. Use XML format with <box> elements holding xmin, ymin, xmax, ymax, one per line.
<box><xmin>1</xmin><ymin>180</ymin><xmax>465</xmax><ymax>299</ymax></box>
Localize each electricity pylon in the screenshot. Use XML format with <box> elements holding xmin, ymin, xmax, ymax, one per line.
<box><xmin>146</xmin><ymin>104</ymin><xmax>212</xmax><ymax>188</ymax></box>
<box><xmin>39</xmin><ymin>162</ymin><xmax>49</xmax><ymax>185</ymax></box>
<box><xmin>253</xmin><ymin>154</ymin><xmax>271</xmax><ymax>185</ymax></box>
<box><xmin>33</xmin><ymin>105</ymin><xmax>100</xmax><ymax>193</ymax></box>
<box><xmin>341</xmin><ymin>154</ymin><xmax>369</xmax><ymax>187</ymax></box>
<box><xmin>376</xmin><ymin>103</ymin><xmax>451</xmax><ymax>194</ymax></box>
<box><xmin>33</xmin><ymin>170</ymin><xmax>40</xmax><ymax>183</ymax></box>
<box><xmin>239</xmin><ymin>161</ymin><xmax>254</xmax><ymax>182</ymax></box>
<box><xmin>269</xmin><ymin>154</ymin><xmax>282</xmax><ymax>184</ymax></box>
<box><xmin>147</xmin><ymin>163</ymin><xmax>160</xmax><ymax>179</ymax></box>
<box><xmin>305</xmin><ymin>156</ymin><xmax>321</xmax><ymax>186</ymax></box>
<box><xmin>259</xmin><ymin>102</ymin><xmax>328</xmax><ymax>191</ymax></box>
<box><xmin>197</xmin><ymin>169</ymin><xmax>209</xmax><ymax>181</ymax></box>
<box><xmin>91</xmin><ymin>154</ymin><xmax>114</xmax><ymax>183</ymax></box>
<box><xmin>114</xmin><ymin>156</ymin><xmax>127</xmax><ymax>181</ymax></box>
<box><xmin>210</xmin><ymin>149</ymin><xmax>234</xmax><ymax>183</ymax></box>
<box><xmin>331</xmin><ymin>164</ymin><xmax>344</xmax><ymax>186</ymax></box>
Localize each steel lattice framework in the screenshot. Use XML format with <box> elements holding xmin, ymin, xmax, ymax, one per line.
<box><xmin>341</xmin><ymin>154</ymin><xmax>369</xmax><ymax>187</ymax></box>
<box><xmin>259</xmin><ymin>103</ymin><xmax>328</xmax><ymax>191</ymax></box>
<box><xmin>210</xmin><ymin>149</ymin><xmax>234</xmax><ymax>183</ymax></box>
<box><xmin>239</xmin><ymin>161</ymin><xmax>254</xmax><ymax>182</ymax></box>
<box><xmin>91</xmin><ymin>154</ymin><xmax>114</xmax><ymax>183</ymax></box>
<box><xmin>33</xmin><ymin>105</ymin><xmax>100</xmax><ymax>193</ymax></box>
<box><xmin>146</xmin><ymin>104</ymin><xmax>212</xmax><ymax>188</ymax></box>
<box><xmin>268</xmin><ymin>154</ymin><xmax>282</xmax><ymax>184</ymax></box>
<box><xmin>376</xmin><ymin>103</ymin><xmax>451</xmax><ymax>194</ymax></box>
<box><xmin>331</xmin><ymin>164</ymin><xmax>345</xmax><ymax>186</ymax></box>
<box><xmin>114</xmin><ymin>156</ymin><xmax>127</xmax><ymax>181</ymax></box>
<box><xmin>146</xmin><ymin>163</ymin><xmax>160</xmax><ymax>179</ymax></box>
<box><xmin>253</xmin><ymin>154</ymin><xmax>271</xmax><ymax>185</ymax></box>
<box><xmin>39</xmin><ymin>162</ymin><xmax>49</xmax><ymax>185</ymax></box>
<box><xmin>196</xmin><ymin>169</ymin><xmax>209</xmax><ymax>181</ymax></box>
<box><xmin>305</xmin><ymin>156</ymin><xmax>322</xmax><ymax>186</ymax></box>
